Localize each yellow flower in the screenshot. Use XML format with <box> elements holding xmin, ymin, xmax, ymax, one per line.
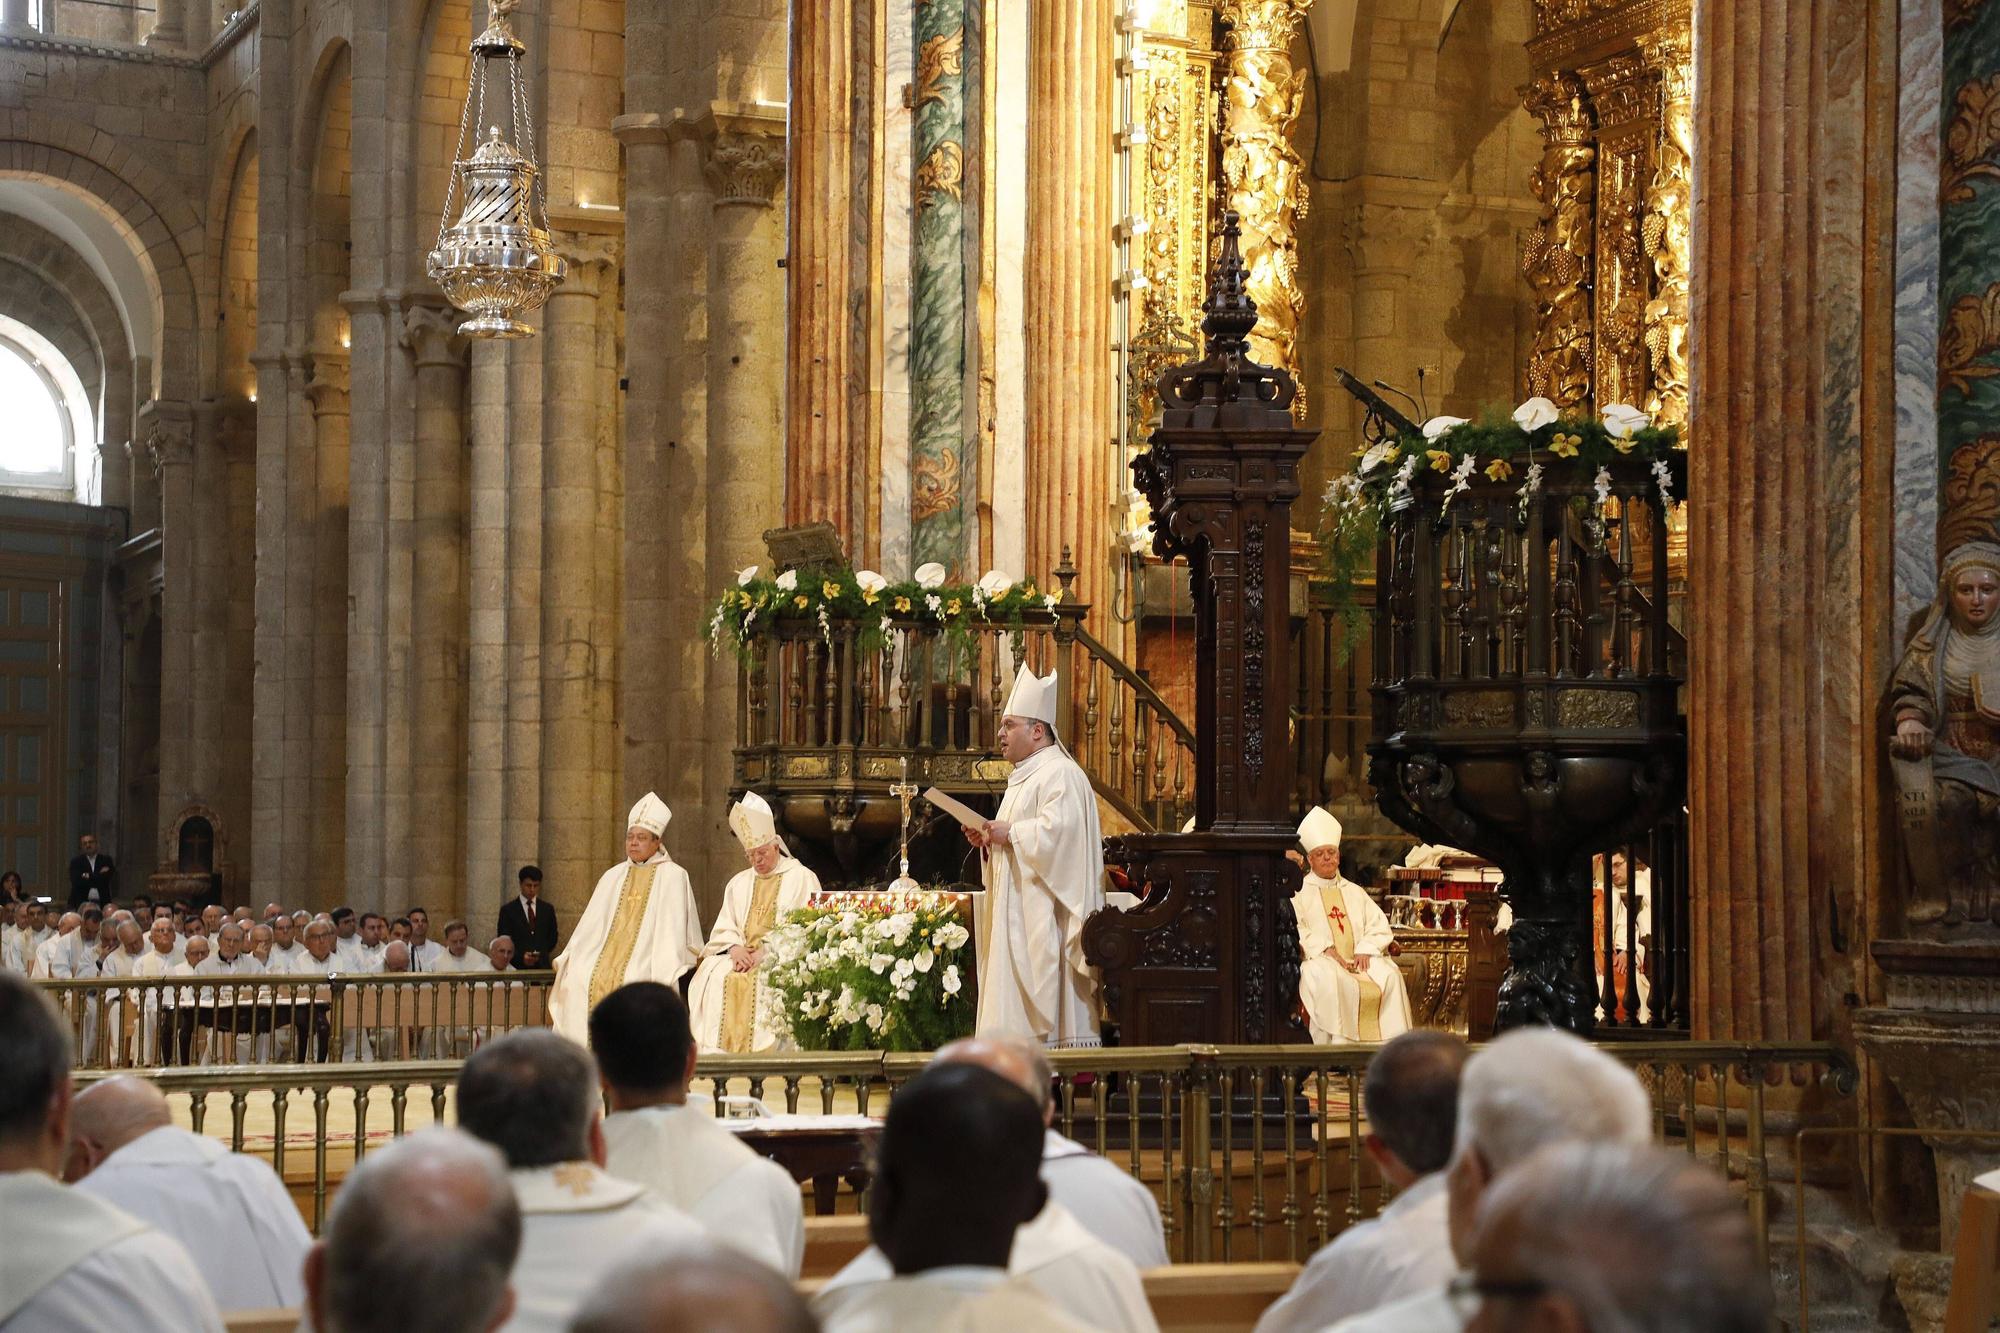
<box><xmin>735</xmin><ymin>590</ymin><xmax>753</xmax><ymax>608</ymax></box>
<box><xmin>945</xmin><ymin>598</ymin><xmax>963</xmax><ymax>616</ymax></box>
<box><xmin>1485</xmin><ymin>458</ymin><xmax>1513</xmax><ymax>482</ymax></box>
<box><xmin>1427</xmin><ymin>449</ymin><xmax>1453</xmax><ymax>474</ymax></box>
<box><xmin>822</xmin><ymin>581</ymin><xmax>841</xmax><ymax>600</ymax></box>
<box><xmin>862</xmin><ymin>589</ymin><xmax>880</xmax><ymax>606</ymax></box>
<box><xmin>893</xmin><ymin>595</ymin><xmax>912</xmax><ymax>613</ymax></box>
<box><xmin>792</xmin><ymin>595</ymin><xmax>809</xmax><ymax>609</ymax></box>
<box><xmin>1549</xmin><ymin>432</ymin><xmax>1582</xmax><ymax>459</ymax></box>
<box><xmin>1612</xmin><ymin>435</ymin><xmax>1637</xmax><ymax>454</ymax></box>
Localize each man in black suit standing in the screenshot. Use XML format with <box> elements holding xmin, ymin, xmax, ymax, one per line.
<box><xmin>497</xmin><ymin>864</ymin><xmax>556</xmax><ymax>969</ymax></box>
<box><xmin>68</xmin><ymin>833</ymin><xmax>116</xmax><ymax>910</ymax></box>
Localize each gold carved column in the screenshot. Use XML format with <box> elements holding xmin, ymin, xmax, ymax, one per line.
<box><xmin>1523</xmin><ymin>1</ymin><xmax>1693</xmax><ymax>419</ymax></box>
<box><xmin>1218</xmin><ymin>0</ymin><xmax>1313</xmax><ymax>406</ymax></box>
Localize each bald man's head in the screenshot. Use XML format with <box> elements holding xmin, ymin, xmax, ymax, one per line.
<box><xmin>65</xmin><ymin>1076</ymin><xmax>172</xmax><ymax>1181</ymax></box>
<box><xmin>934</xmin><ymin>1036</ymin><xmax>1055</xmax><ymax>1125</ymax></box>
<box><xmin>570</xmin><ymin>1243</ymin><xmax>816</xmax><ymax>1333</ymax></box>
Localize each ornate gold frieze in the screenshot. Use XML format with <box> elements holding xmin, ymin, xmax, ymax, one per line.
<box><xmin>1522</xmin><ymin>71</ymin><xmax>1596</xmax><ymax>408</ymax></box>
<box><xmin>1219</xmin><ymin>0</ymin><xmax>1313</xmax><ymax>413</ymax></box>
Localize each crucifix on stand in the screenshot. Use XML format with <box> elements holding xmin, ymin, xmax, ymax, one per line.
<box><xmin>889</xmin><ymin>756</ymin><xmax>921</xmax><ymax>893</ymax></box>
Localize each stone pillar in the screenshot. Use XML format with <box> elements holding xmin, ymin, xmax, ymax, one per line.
<box><xmin>540</xmin><ymin>242</ymin><xmax>616</xmax><ymax>925</ymax></box>
<box><xmin>696</xmin><ymin>113</ymin><xmax>787</xmax><ymax>891</ymax></box>
<box><xmin>141</xmin><ymin>402</ymin><xmax>196</xmax><ymax>848</ymax></box>
<box><xmin>1685</xmin><ymin>0</ymin><xmax>1891</xmax><ymax>1046</ymax></box>
<box><xmin>401</xmin><ymin>306</ymin><xmax>469</xmax><ymax>916</ymax></box>
<box><xmin>304</xmin><ymin>356</ymin><xmax>350</xmax><ymax>909</ymax></box>
<box><xmin>0</xmin><ymin>0</ymin><xmax>34</xmax><ymax>34</ymax></box>
<box><xmin>1024</xmin><ymin>0</ymin><xmax>1116</xmax><ymax>611</ymax></box>
<box><xmin>787</xmin><ymin>0</ymin><xmax>862</xmax><ymax>539</ymax></box>
<box><xmin>463</xmin><ymin>338</ymin><xmax>514</xmax><ymax>939</ymax></box>
<box><xmin>145</xmin><ymin>0</ymin><xmax>185</xmax><ymax>48</ymax></box>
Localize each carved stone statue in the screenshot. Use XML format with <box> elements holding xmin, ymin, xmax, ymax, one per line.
<box><xmin>1888</xmin><ymin>542</ymin><xmax>2000</xmax><ymax>927</ymax></box>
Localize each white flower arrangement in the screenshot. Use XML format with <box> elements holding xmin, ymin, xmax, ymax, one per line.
<box><xmin>759</xmin><ymin>889</ymin><xmax>976</xmax><ymax>1051</ymax></box>
<box><xmin>975</xmin><ymin>570</ymin><xmax>1014</xmax><ymax>600</ymax></box>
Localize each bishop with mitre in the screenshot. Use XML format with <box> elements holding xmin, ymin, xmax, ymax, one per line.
<box><xmin>687</xmin><ymin>790</ymin><xmax>822</xmax><ymax>1052</ymax></box>
<box><xmin>548</xmin><ymin>792</ymin><xmax>704</xmax><ymax>1044</ymax></box>
<box><xmin>965</xmin><ymin>667</ymin><xmax>1105</xmax><ymax>1049</ymax></box>
<box><xmin>1292</xmin><ymin>807</ymin><xmax>1413</xmax><ymax>1043</ymax></box>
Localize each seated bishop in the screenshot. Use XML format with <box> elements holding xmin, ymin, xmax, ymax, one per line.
<box><xmin>687</xmin><ymin>791</ymin><xmax>821</xmax><ymax>1054</ymax></box>
<box><xmin>1293</xmin><ymin>808</ymin><xmax>1414</xmax><ymax>1044</ymax></box>
<box><xmin>548</xmin><ymin>791</ymin><xmax>704</xmax><ymax>1045</ymax></box>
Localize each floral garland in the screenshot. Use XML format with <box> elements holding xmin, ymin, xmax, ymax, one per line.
<box><xmin>1315</xmin><ymin>399</ymin><xmax>1683</xmax><ymax>659</ymax></box>
<box><xmin>708</xmin><ymin>561</ymin><xmax>1062</xmax><ymax>660</ymax></box>
<box><xmin>758</xmin><ymin>889</ymin><xmax>975</xmax><ymax>1052</ymax></box>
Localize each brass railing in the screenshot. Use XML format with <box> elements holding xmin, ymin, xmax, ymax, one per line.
<box><xmin>93</xmin><ymin>1039</ymin><xmax>1850</xmax><ymax>1269</ymax></box>
<box><xmin>39</xmin><ymin>971</ymin><xmax>553</xmax><ymax>1069</ymax></box>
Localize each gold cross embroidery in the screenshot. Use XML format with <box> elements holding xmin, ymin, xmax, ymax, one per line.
<box><xmin>552</xmin><ymin>1163</ymin><xmax>595</xmax><ymax>1198</ymax></box>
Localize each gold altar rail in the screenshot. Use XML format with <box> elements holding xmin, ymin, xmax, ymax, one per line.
<box><xmin>84</xmin><ymin>1039</ymin><xmax>1849</xmax><ymax>1265</ymax></box>
<box><xmin>38</xmin><ymin>972</ymin><xmax>553</xmax><ymax>1069</ymax></box>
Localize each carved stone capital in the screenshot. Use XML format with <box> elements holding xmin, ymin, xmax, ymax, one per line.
<box><xmin>304</xmin><ymin>357</ymin><xmax>351</xmax><ymax>419</ymax></box>
<box><xmin>702</xmin><ymin>131</ymin><xmax>786</xmax><ymax>207</ymax></box>
<box><xmin>134</xmin><ymin>400</ymin><xmax>193</xmax><ymax>478</ymax></box>
<box><xmin>551</xmin><ymin>236</ymin><xmax>620</xmax><ymax>296</ymax></box>
<box><xmin>400</xmin><ymin>304</ymin><xmax>469</xmax><ymax>370</ymax></box>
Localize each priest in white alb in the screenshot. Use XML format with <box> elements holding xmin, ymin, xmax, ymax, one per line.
<box><xmin>1293</xmin><ymin>808</ymin><xmax>1413</xmax><ymax>1043</ymax></box>
<box><xmin>66</xmin><ymin>1076</ymin><xmax>312</xmax><ymax>1311</ymax></box>
<box><xmin>687</xmin><ymin>791</ymin><xmax>821</xmax><ymax>1054</ymax></box>
<box><xmin>548</xmin><ymin>791</ymin><xmax>704</xmax><ymax>1045</ymax></box>
<box><xmin>593</xmin><ymin>980</ymin><xmax>807</xmax><ymax>1275</ymax></box>
<box><xmin>965</xmin><ymin>668</ymin><xmax>1105</xmax><ymax>1050</ymax></box>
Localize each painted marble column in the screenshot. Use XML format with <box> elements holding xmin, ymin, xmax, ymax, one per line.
<box><xmin>541</xmin><ymin>243</ymin><xmax>617</xmax><ymax>926</ymax></box>
<box><xmin>1685</xmin><ymin>0</ymin><xmax>1892</xmax><ymax>1044</ymax></box>
<box><xmin>788</xmin><ymin>0</ymin><xmax>865</xmax><ymax>543</ymax></box>
<box><xmin>908</xmin><ymin>0</ymin><xmax>975</xmax><ymax>573</ymax></box>
<box><xmin>304</xmin><ymin>356</ymin><xmax>350</xmax><ymax>908</ymax></box>
<box><xmin>1936</xmin><ymin>5</ymin><xmax>2000</xmax><ymax>554</ymax></box>
<box><xmin>401</xmin><ymin>305</ymin><xmax>469</xmax><ymax>916</ymax></box>
<box><xmin>1024</xmin><ymin>0</ymin><xmax>1116</xmax><ymax>607</ymax></box>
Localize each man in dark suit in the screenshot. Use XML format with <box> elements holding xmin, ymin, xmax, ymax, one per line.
<box><xmin>497</xmin><ymin>864</ymin><xmax>556</xmax><ymax>969</ymax></box>
<box><xmin>67</xmin><ymin>833</ymin><xmax>116</xmax><ymax>909</ymax></box>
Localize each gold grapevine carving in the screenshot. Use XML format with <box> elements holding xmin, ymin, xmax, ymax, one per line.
<box><xmin>1641</xmin><ymin>37</ymin><xmax>1692</xmax><ymax>426</ymax></box>
<box><xmin>1523</xmin><ymin>71</ymin><xmax>1597</xmax><ymax>408</ymax></box>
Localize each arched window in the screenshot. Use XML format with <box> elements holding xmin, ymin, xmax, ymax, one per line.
<box><xmin>0</xmin><ymin>319</ymin><xmax>93</xmax><ymax>501</ymax></box>
<box><xmin>0</xmin><ymin>341</ymin><xmax>67</xmax><ymax>478</ymax></box>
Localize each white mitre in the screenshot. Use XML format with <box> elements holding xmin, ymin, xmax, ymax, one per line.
<box><xmin>729</xmin><ymin>790</ymin><xmax>780</xmax><ymax>853</ymax></box>
<box><xmin>627</xmin><ymin>791</ymin><xmax>672</xmax><ymax>837</ymax></box>
<box><xmin>1004</xmin><ymin>666</ymin><xmax>1059</xmax><ymax>726</ymax></box>
<box><xmin>1298</xmin><ymin>807</ymin><xmax>1342</xmax><ymax>853</ymax></box>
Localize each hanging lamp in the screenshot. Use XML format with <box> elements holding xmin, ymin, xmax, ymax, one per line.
<box><xmin>427</xmin><ymin>0</ymin><xmax>567</xmax><ymax>338</ymax></box>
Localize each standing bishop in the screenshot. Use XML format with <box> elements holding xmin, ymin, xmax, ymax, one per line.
<box><xmin>965</xmin><ymin>668</ymin><xmax>1105</xmax><ymax>1049</ymax></box>
<box><xmin>687</xmin><ymin>791</ymin><xmax>822</xmax><ymax>1053</ymax></box>
<box><xmin>1292</xmin><ymin>808</ymin><xmax>1413</xmax><ymax>1043</ymax></box>
<box><xmin>548</xmin><ymin>792</ymin><xmax>703</xmax><ymax>1044</ymax></box>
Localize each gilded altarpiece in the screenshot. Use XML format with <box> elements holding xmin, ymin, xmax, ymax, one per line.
<box><xmin>1524</xmin><ymin>0</ymin><xmax>1693</xmax><ymax>428</ymax></box>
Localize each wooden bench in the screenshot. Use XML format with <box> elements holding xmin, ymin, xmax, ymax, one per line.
<box><xmin>803</xmin><ymin>1214</ymin><xmax>873</xmax><ymax>1278</ymax></box>
<box><xmin>1142</xmin><ymin>1263</ymin><xmax>1299</xmax><ymax>1332</ymax></box>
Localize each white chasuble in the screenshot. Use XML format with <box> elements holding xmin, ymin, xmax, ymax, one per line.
<box><xmin>1292</xmin><ymin>874</ymin><xmax>1413</xmax><ymax>1044</ymax></box>
<box><xmin>601</xmin><ymin>1102</ymin><xmax>808</xmax><ymax>1276</ymax></box>
<box><xmin>74</xmin><ymin>1125</ymin><xmax>312</xmax><ymax>1311</ymax></box>
<box><xmin>0</xmin><ymin>1169</ymin><xmax>224</xmax><ymax>1332</ymax></box>
<box><xmin>503</xmin><ymin>1163</ymin><xmax>707</xmax><ymax>1333</ymax></box>
<box><xmin>548</xmin><ymin>850</ymin><xmax>702</xmax><ymax>1044</ymax></box>
<box><xmin>977</xmin><ymin>745</ymin><xmax>1106</xmax><ymax>1049</ymax></box>
<box><xmin>815</xmin><ymin>1266</ymin><xmax>1095</xmax><ymax>1333</ymax></box>
<box><xmin>688</xmin><ymin>858</ymin><xmax>821</xmax><ymax>1053</ymax></box>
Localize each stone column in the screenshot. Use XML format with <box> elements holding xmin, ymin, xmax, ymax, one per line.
<box><xmin>401</xmin><ymin>306</ymin><xmax>469</xmax><ymax>915</ymax></box>
<box><xmin>141</xmin><ymin>402</ymin><xmax>196</xmax><ymax>852</ymax></box>
<box><xmin>1024</xmin><ymin>0</ymin><xmax>1116</xmax><ymax>612</ymax></box>
<box><xmin>145</xmin><ymin>0</ymin><xmax>185</xmax><ymax>48</ymax></box>
<box><xmin>0</xmin><ymin>0</ymin><xmax>34</xmax><ymax>34</ymax></box>
<box><xmin>304</xmin><ymin>356</ymin><xmax>350</xmax><ymax>908</ymax></box>
<box><xmin>1685</xmin><ymin>0</ymin><xmax>1891</xmax><ymax>1046</ymax></box>
<box><xmin>699</xmin><ymin>112</ymin><xmax>787</xmax><ymax>890</ymax></box>
<box><xmin>539</xmin><ymin>242</ymin><xmax>617</xmax><ymax>924</ymax></box>
<box><xmin>463</xmin><ymin>338</ymin><xmax>513</xmax><ymax>939</ymax></box>
<box><xmin>787</xmin><ymin>0</ymin><xmax>861</xmax><ymax>539</ymax></box>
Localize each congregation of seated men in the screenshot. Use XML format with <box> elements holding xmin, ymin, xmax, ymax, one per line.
<box><xmin>0</xmin><ymin>961</ymin><xmax>1773</xmax><ymax>1333</ymax></box>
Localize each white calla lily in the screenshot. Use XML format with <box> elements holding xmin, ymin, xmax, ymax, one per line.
<box><xmin>1601</xmin><ymin>403</ymin><xmax>1651</xmax><ymax>439</ymax></box>
<box><xmin>914</xmin><ymin>562</ymin><xmax>947</xmax><ymax>589</ymax></box>
<box><xmin>736</xmin><ymin>565</ymin><xmax>759</xmax><ymax>586</ymax></box>
<box><xmin>855</xmin><ymin>570</ymin><xmax>888</xmax><ymax>595</ymax></box>
<box><xmin>1512</xmin><ymin>397</ymin><xmax>1559</xmax><ymax>432</ymax></box>
<box><xmin>774</xmin><ymin>569</ymin><xmax>798</xmax><ymax>591</ymax></box>
<box><xmin>1421</xmin><ymin>415</ymin><xmax>1469</xmax><ymax>441</ymax></box>
<box><xmin>975</xmin><ymin>570</ymin><xmax>1014</xmax><ymax>598</ymax></box>
<box><xmin>1358</xmin><ymin>442</ymin><xmax>1397</xmax><ymax>475</ymax></box>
